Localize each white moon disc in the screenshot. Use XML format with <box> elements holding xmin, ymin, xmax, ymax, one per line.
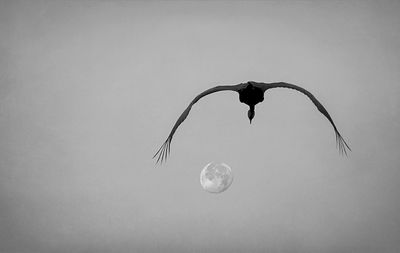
<box><xmin>200</xmin><ymin>162</ymin><xmax>233</xmax><ymax>193</ymax></box>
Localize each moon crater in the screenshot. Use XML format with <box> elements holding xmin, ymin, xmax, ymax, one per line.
<box><xmin>200</xmin><ymin>162</ymin><xmax>233</xmax><ymax>193</ymax></box>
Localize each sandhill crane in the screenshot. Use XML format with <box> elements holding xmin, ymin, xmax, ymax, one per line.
<box><xmin>154</xmin><ymin>81</ymin><xmax>350</xmax><ymax>163</ymax></box>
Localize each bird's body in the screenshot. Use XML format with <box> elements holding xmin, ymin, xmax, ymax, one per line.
<box><xmin>238</xmin><ymin>82</ymin><xmax>264</xmax><ymax>106</ymax></box>
<box><xmin>154</xmin><ymin>81</ymin><xmax>350</xmax><ymax>163</ymax></box>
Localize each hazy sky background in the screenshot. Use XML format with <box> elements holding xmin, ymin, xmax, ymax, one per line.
<box><xmin>1</xmin><ymin>1</ymin><xmax>400</xmax><ymax>252</ymax></box>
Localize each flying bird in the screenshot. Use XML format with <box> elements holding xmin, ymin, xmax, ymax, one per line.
<box><xmin>154</xmin><ymin>81</ymin><xmax>350</xmax><ymax>163</ymax></box>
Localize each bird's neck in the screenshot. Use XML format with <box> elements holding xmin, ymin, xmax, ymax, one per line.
<box><xmin>250</xmin><ymin>104</ymin><xmax>255</xmax><ymax>112</ymax></box>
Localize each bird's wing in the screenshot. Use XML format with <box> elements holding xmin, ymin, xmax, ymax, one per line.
<box><xmin>256</xmin><ymin>82</ymin><xmax>351</xmax><ymax>155</ymax></box>
<box><xmin>153</xmin><ymin>84</ymin><xmax>243</xmax><ymax>163</ymax></box>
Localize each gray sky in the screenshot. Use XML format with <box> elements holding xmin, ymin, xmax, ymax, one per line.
<box><xmin>1</xmin><ymin>1</ymin><xmax>400</xmax><ymax>252</ymax></box>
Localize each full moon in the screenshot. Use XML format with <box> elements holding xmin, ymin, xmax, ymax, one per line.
<box><xmin>200</xmin><ymin>162</ymin><xmax>233</xmax><ymax>193</ymax></box>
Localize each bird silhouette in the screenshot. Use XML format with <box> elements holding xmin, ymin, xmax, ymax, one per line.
<box><xmin>154</xmin><ymin>81</ymin><xmax>350</xmax><ymax>163</ymax></box>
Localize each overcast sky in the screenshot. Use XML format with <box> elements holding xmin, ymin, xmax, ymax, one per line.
<box><xmin>1</xmin><ymin>1</ymin><xmax>400</xmax><ymax>252</ymax></box>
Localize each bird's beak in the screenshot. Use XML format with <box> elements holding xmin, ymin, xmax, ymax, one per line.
<box><xmin>249</xmin><ymin>119</ymin><xmax>252</xmax><ymax>124</ymax></box>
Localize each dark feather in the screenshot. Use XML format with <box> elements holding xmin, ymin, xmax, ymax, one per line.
<box><xmin>153</xmin><ymin>84</ymin><xmax>242</xmax><ymax>163</ymax></box>
<box><xmin>255</xmin><ymin>82</ymin><xmax>351</xmax><ymax>155</ymax></box>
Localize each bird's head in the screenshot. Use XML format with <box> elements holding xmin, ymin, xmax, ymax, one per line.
<box><xmin>248</xmin><ymin>108</ymin><xmax>255</xmax><ymax>124</ymax></box>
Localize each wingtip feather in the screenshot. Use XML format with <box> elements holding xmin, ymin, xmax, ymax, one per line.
<box><xmin>335</xmin><ymin>131</ymin><xmax>351</xmax><ymax>156</ymax></box>
<box><xmin>153</xmin><ymin>137</ymin><xmax>172</xmax><ymax>165</ymax></box>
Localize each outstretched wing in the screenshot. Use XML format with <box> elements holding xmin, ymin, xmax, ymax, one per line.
<box><xmin>256</xmin><ymin>82</ymin><xmax>351</xmax><ymax>155</ymax></box>
<box><xmin>153</xmin><ymin>84</ymin><xmax>242</xmax><ymax>163</ymax></box>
